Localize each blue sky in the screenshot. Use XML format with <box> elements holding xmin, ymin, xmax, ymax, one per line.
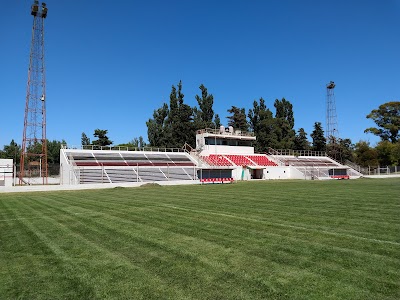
<box><xmin>1</xmin><ymin>0</ymin><xmax>399</xmax><ymax>148</ymax></box>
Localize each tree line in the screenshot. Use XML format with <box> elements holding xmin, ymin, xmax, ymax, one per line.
<box><xmin>145</xmin><ymin>81</ymin><xmax>399</xmax><ymax>166</ymax></box>
<box><xmin>1</xmin><ymin>82</ymin><xmax>399</xmax><ymax>168</ymax></box>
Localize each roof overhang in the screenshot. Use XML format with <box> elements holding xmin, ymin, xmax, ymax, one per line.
<box><xmin>246</xmin><ymin>165</ymin><xmax>266</xmax><ymax>169</ymax></box>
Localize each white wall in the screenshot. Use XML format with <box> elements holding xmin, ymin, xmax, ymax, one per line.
<box><xmin>0</xmin><ymin>159</ymin><xmax>14</xmax><ymax>187</ymax></box>
<box><xmin>232</xmin><ymin>167</ymin><xmax>250</xmax><ymax>180</ymax></box>
<box><xmin>263</xmin><ymin>167</ymin><xmax>292</xmax><ymax>179</ymax></box>
<box><xmin>60</xmin><ymin>149</ymin><xmax>77</xmax><ymax>185</ymax></box>
<box><xmin>231</xmin><ymin>166</ymin><xmax>296</xmax><ymax>180</ymax></box>
<box><xmin>201</xmin><ymin>145</ymin><xmax>254</xmax><ymax>155</ymax></box>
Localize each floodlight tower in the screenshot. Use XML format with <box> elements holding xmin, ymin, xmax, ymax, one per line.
<box><xmin>20</xmin><ymin>1</ymin><xmax>48</xmax><ymax>185</ymax></box>
<box><xmin>326</xmin><ymin>81</ymin><xmax>339</xmax><ymax>143</ymax></box>
<box><xmin>326</xmin><ymin>81</ymin><xmax>342</xmax><ymax>161</ymax></box>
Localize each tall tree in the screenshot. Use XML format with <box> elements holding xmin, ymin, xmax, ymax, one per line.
<box><xmin>390</xmin><ymin>142</ymin><xmax>400</xmax><ymax>165</ymax></box>
<box><xmin>81</xmin><ymin>132</ymin><xmax>90</xmax><ymax>146</ymax></box>
<box><xmin>294</xmin><ymin>128</ymin><xmax>310</xmax><ymax>151</ymax></box>
<box><xmin>92</xmin><ymin>129</ymin><xmax>112</xmax><ymax>147</ymax></box>
<box><xmin>147</xmin><ymin>81</ymin><xmax>194</xmax><ymax>148</ymax></box>
<box><xmin>1</xmin><ymin>139</ymin><xmax>64</xmax><ymax>168</ymax></box>
<box><xmin>192</xmin><ymin>107</ymin><xmax>202</xmax><ymax>131</ymax></box>
<box><xmin>171</xmin><ymin>81</ymin><xmax>194</xmax><ymax>147</ymax></box>
<box><xmin>227</xmin><ymin>106</ymin><xmax>248</xmax><ymax>132</ymax></box>
<box><xmin>274</xmin><ymin>98</ymin><xmax>294</xmax><ymax>128</ymax></box>
<box><xmin>338</xmin><ymin>138</ymin><xmax>354</xmax><ymax>163</ymax></box>
<box><xmin>146</xmin><ymin>103</ymin><xmax>170</xmax><ymax>147</ymax></box>
<box><xmin>214</xmin><ymin>114</ymin><xmax>221</xmax><ymax>128</ymax></box>
<box><xmin>248</xmin><ymin>98</ymin><xmax>277</xmax><ymax>151</ymax></box>
<box><xmin>310</xmin><ymin>122</ymin><xmax>326</xmax><ymax>152</ymax></box>
<box><xmin>194</xmin><ymin>84</ymin><xmax>214</xmax><ymax>129</ymax></box>
<box><xmin>47</xmin><ymin>139</ymin><xmax>66</xmax><ymax>164</ymax></box>
<box><xmin>117</xmin><ymin>136</ymin><xmax>147</xmax><ymax>149</ymax></box>
<box><xmin>274</xmin><ymin>98</ymin><xmax>295</xmax><ymax>149</ymax></box>
<box><xmin>326</xmin><ymin>138</ymin><xmax>354</xmax><ymax>163</ymax></box>
<box><xmin>365</xmin><ymin>101</ymin><xmax>400</xmax><ymax>143</ymax></box>
<box><xmin>0</xmin><ymin>139</ymin><xmax>21</xmax><ymax>164</ymax></box>
<box><xmin>354</xmin><ymin>141</ymin><xmax>378</xmax><ymax>167</ymax></box>
<box><xmin>375</xmin><ymin>140</ymin><xmax>396</xmax><ymax>166</ymax></box>
<box><xmin>168</xmin><ymin>84</ymin><xmax>179</xmax><ymax>147</ymax></box>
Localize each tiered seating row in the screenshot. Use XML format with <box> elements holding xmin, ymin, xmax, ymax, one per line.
<box><xmin>246</xmin><ymin>155</ymin><xmax>277</xmax><ymax>166</ymax></box>
<box><xmin>282</xmin><ymin>156</ymin><xmax>338</xmax><ymax>167</ymax></box>
<box><xmin>225</xmin><ymin>155</ymin><xmax>254</xmax><ymax>166</ymax></box>
<box><xmin>78</xmin><ymin>169</ymin><xmax>110</xmax><ymax>184</ymax></box>
<box><xmin>159</xmin><ymin>168</ymin><xmax>196</xmax><ymax>180</ymax></box>
<box><xmin>65</xmin><ymin>151</ymin><xmax>195</xmax><ymax>167</ymax></box>
<box><xmin>75</xmin><ymin>166</ymin><xmax>197</xmax><ymax>184</ymax></box>
<box><xmin>138</xmin><ymin>168</ymin><xmax>169</xmax><ymax>182</ymax></box>
<box><xmin>201</xmin><ymin>155</ymin><xmax>233</xmax><ymax>166</ymax></box>
<box><xmin>201</xmin><ymin>154</ymin><xmax>277</xmax><ymax>167</ymax></box>
<box><xmin>106</xmin><ymin>168</ymin><xmax>138</xmax><ymax>183</ymax></box>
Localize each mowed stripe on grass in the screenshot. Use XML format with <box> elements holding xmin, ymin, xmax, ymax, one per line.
<box><xmin>0</xmin><ymin>178</ymin><xmax>399</xmax><ymax>299</ymax></box>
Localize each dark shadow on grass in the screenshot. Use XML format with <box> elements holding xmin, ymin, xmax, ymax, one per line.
<box><xmin>140</xmin><ymin>183</ymin><xmax>162</xmax><ymax>188</ymax></box>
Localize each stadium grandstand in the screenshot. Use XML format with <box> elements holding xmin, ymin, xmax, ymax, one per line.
<box><xmin>58</xmin><ymin>126</ymin><xmax>361</xmax><ymax>186</ymax></box>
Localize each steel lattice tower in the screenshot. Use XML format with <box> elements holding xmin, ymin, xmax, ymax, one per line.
<box><xmin>20</xmin><ymin>1</ymin><xmax>48</xmax><ymax>185</ymax></box>
<box><xmin>326</xmin><ymin>81</ymin><xmax>339</xmax><ymax>142</ymax></box>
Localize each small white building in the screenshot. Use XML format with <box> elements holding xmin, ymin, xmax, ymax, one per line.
<box><xmin>0</xmin><ymin>159</ymin><xmax>14</xmax><ymax>187</ymax></box>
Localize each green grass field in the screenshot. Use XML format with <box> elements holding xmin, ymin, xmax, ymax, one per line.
<box><xmin>0</xmin><ymin>178</ymin><xmax>399</xmax><ymax>300</ymax></box>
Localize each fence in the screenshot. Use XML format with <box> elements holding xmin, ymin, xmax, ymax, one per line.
<box><xmin>15</xmin><ymin>163</ymin><xmax>60</xmax><ymax>177</ymax></box>
<box><xmin>366</xmin><ymin>166</ymin><xmax>400</xmax><ymax>175</ymax></box>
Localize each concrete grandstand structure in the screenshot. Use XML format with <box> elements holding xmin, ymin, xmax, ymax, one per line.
<box><xmin>60</xmin><ymin>148</ymin><xmax>198</xmax><ymax>185</ymax></box>
<box><xmin>59</xmin><ymin>127</ymin><xmax>361</xmax><ymax>186</ymax></box>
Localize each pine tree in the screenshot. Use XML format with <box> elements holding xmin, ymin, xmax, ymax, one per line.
<box><xmin>81</xmin><ymin>132</ymin><xmax>90</xmax><ymax>146</ymax></box>
<box><xmin>214</xmin><ymin>114</ymin><xmax>221</xmax><ymax>128</ymax></box>
<box><xmin>147</xmin><ymin>81</ymin><xmax>194</xmax><ymax>148</ymax></box>
<box><xmin>227</xmin><ymin>106</ymin><xmax>248</xmax><ymax>132</ymax></box>
<box><xmin>0</xmin><ymin>139</ymin><xmax>21</xmax><ymax>163</ymax></box>
<box><xmin>174</xmin><ymin>81</ymin><xmax>194</xmax><ymax>147</ymax></box>
<box><xmin>146</xmin><ymin>103</ymin><xmax>169</xmax><ymax>147</ymax></box>
<box><xmin>248</xmin><ymin>98</ymin><xmax>276</xmax><ymax>151</ymax></box>
<box><xmin>92</xmin><ymin>129</ymin><xmax>112</xmax><ymax>147</ymax></box>
<box><xmin>310</xmin><ymin>122</ymin><xmax>326</xmax><ymax>152</ymax></box>
<box><xmin>195</xmin><ymin>84</ymin><xmax>214</xmax><ymax>129</ymax></box>
<box><xmin>274</xmin><ymin>98</ymin><xmax>295</xmax><ymax>149</ymax></box>
<box><xmin>294</xmin><ymin>128</ymin><xmax>310</xmax><ymax>150</ymax></box>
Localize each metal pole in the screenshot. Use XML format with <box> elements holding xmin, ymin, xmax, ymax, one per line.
<box><xmin>13</xmin><ymin>163</ymin><xmax>16</xmax><ymax>186</ymax></box>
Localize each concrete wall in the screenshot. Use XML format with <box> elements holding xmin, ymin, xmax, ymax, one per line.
<box><xmin>0</xmin><ymin>159</ymin><xmax>14</xmax><ymax>187</ymax></box>
<box><xmin>231</xmin><ymin>166</ymin><xmax>296</xmax><ymax>181</ymax></box>
<box><xmin>263</xmin><ymin>167</ymin><xmax>292</xmax><ymax>180</ymax></box>
<box><xmin>59</xmin><ymin>149</ymin><xmax>77</xmax><ymax>185</ymax></box>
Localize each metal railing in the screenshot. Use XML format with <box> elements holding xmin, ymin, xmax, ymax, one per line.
<box><xmin>73</xmin><ymin>165</ymin><xmax>199</xmax><ymax>184</ymax></box>
<box><xmin>62</xmin><ymin>144</ymin><xmax>185</xmax><ymax>152</ymax></box>
<box><xmin>366</xmin><ymin>166</ymin><xmax>400</xmax><ymax>175</ymax></box>
<box><xmin>268</xmin><ymin>148</ymin><xmax>327</xmax><ymax>157</ymax></box>
<box><xmin>196</xmin><ymin>128</ymin><xmax>255</xmax><ymax>137</ymax></box>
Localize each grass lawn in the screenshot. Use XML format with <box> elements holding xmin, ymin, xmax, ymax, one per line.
<box><xmin>0</xmin><ymin>178</ymin><xmax>399</xmax><ymax>299</ymax></box>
